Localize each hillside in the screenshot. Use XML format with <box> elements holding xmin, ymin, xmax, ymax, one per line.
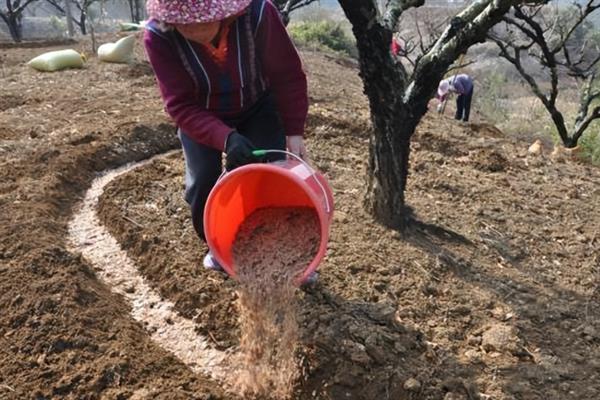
<box><xmin>0</xmin><ymin>38</ymin><xmax>599</xmax><ymax>400</ymax></box>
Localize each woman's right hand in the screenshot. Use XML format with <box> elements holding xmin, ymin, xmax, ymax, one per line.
<box><xmin>286</xmin><ymin>135</ymin><xmax>308</xmax><ymax>160</ymax></box>
<box><xmin>225</xmin><ymin>131</ymin><xmax>257</xmax><ymax>171</ymax></box>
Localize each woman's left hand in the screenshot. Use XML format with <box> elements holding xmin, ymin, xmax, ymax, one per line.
<box><xmin>286</xmin><ymin>135</ymin><xmax>308</xmax><ymax>160</ymax></box>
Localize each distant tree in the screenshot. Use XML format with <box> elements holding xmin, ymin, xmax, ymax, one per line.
<box><xmin>46</xmin><ymin>0</ymin><xmax>99</xmax><ymax>34</ymax></box>
<box><xmin>336</xmin><ymin>0</ymin><xmax>522</xmax><ymax>228</ymax></box>
<box><xmin>1</xmin><ymin>0</ymin><xmax>39</xmax><ymax>41</ymax></box>
<box><xmin>127</xmin><ymin>0</ymin><xmax>143</xmax><ymax>23</ymax></box>
<box><xmin>489</xmin><ymin>0</ymin><xmax>600</xmax><ymax>148</ymax></box>
<box><xmin>393</xmin><ymin>7</ymin><xmax>455</xmax><ymax>68</ymax></box>
<box><xmin>273</xmin><ymin>0</ymin><xmax>319</xmax><ymax>25</ymax></box>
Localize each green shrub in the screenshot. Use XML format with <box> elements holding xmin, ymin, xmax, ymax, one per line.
<box><xmin>475</xmin><ymin>71</ymin><xmax>510</xmax><ymax>123</ymax></box>
<box><xmin>579</xmin><ymin>126</ymin><xmax>600</xmax><ymax>165</ymax></box>
<box><xmin>49</xmin><ymin>15</ymin><xmax>67</xmax><ymax>34</ymax></box>
<box><xmin>289</xmin><ymin>20</ymin><xmax>357</xmax><ymax>58</ymax></box>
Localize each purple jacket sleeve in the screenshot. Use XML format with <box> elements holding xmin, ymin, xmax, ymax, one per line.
<box><xmin>143</xmin><ymin>29</ymin><xmax>232</xmax><ymax>150</ymax></box>
<box><xmin>256</xmin><ymin>1</ymin><xmax>308</xmax><ymax>137</ymax></box>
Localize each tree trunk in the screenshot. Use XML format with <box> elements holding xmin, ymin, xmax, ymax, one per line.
<box><xmin>79</xmin><ymin>12</ymin><xmax>86</xmax><ymax>35</ymax></box>
<box><xmin>136</xmin><ymin>0</ymin><xmax>143</xmax><ymax>22</ymax></box>
<box><xmin>366</xmin><ymin>111</ymin><xmax>417</xmax><ymax>228</ymax></box>
<box><xmin>65</xmin><ymin>0</ymin><xmax>75</xmax><ymax>37</ymax></box>
<box><xmin>2</xmin><ymin>13</ymin><xmax>23</xmax><ymax>42</ymax></box>
<box><xmin>549</xmin><ymin>109</ymin><xmax>572</xmax><ymax>147</ymax></box>
<box><xmin>338</xmin><ymin>0</ymin><xmax>425</xmax><ymax>229</ymax></box>
<box><xmin>128</xmin><ymin>0</ymin><xmax>135</xmax><ymax>22</ymax></box>
<box><xmin>351</xmin><ymin>29</ymin><xmax>418</xmax><ymax>228</ymax></box>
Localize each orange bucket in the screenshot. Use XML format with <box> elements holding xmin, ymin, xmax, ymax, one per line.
<box><xmin>203</xmin><ymin>150</ymin><xmax>334</xmax><ymax>284</ymax></box>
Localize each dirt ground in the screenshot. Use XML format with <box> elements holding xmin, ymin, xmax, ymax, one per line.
<box><xmin>1</xmin><ymin>35</ymin><xmax>599</xmax><ymax>400</ymax></box>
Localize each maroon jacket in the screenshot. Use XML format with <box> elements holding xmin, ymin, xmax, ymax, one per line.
<box><xmin>144</xmin><ymin>0</ymin><xmax>308</xmax><ymax>150</ymax></box>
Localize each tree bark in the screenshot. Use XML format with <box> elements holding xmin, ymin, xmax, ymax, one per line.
<box><xmin>128</xmin><ymin>0</ymin><xmax>135</xmax><ymax>22</ymax></box>
<box><xmin>134</xmin><ymin>0</ymin><xmax>142</xmax><ymax>23</ymax></box>
<box><xmin>7</xmin><ymin>14</ymin><xmax>23</xmax><ymax>42</ymax></box>
<box><xmin>65</xmin><ymin>0</ymin><xmax>75</xmax><ymax>37</ymax></box>
<box><xmin>337</xmin><ymin>0</ymin><xmax>416</xmax><ymax>228</ymax></box>
<box><xmin>366</xmin><ymin>110</ymin><xmax>417</xmax><ymax>228</ymax></box>
<box><xmin>79</xmin><ymin>12</ymin><xmax>86</xmax><ymax>35</ymax></box>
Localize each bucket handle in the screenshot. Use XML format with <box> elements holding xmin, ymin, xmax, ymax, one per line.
<box><xmin>216</xmin><ymin>150</ymin><xmax>331</xmax><ymax>213</ymax></box>
<box><xmin>252</xmin><ymin>149</ymin><xmax>331</xmax><ymax>214</ymax></box>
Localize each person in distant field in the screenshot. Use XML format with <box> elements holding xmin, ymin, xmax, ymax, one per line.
<box><xmin>390</xmin><ymin>33</ymin><xmax>406</xmax><ymax>62</ymax></box>
<box><xmin>436</xmin><ymin>74</ymin><xmax>474</xmax><ymax>122</ymax></box>
<box><xmin>143</xmin><ymin>0</ymin><xmax>311</xmax><ymax>276</ymax></box>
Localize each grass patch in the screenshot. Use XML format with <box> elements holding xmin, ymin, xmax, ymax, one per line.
<box><xmin>289</xmin><ymin>20</ymin><xmax>357</xmax><ymax>59</ymax></box>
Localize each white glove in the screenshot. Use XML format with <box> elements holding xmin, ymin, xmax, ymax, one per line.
<box><xmin>286</xmin><ymin>135</ymin><xmax>308</xmax><ymax>159</ymax></box>
<box><xmin>437</xmin><ymin>104</ymin><xmax>443</xmax><ymax>113</ymax></box>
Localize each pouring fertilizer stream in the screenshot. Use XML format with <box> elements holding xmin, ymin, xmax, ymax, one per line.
<box><xmin>143</xmin><ymin>0</ymin><xmax>333</xmax><ymax>396</ymax></box>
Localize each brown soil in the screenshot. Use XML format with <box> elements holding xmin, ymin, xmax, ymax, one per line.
<box><xmin>0</xmin><ymin>38</ymin><xmax>77</xmax><ymax>49</ymax></box>
<box><xmin>1</xmin><ymin>35</ymin><xmax>599</xmax><ymax>400</ymax></box>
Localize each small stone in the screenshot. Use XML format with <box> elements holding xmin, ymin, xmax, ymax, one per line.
<box><xmin>421</xmin><ymin>283</ymin><xmax>438</xmax><ymax>296</ymax></box>
<box><xmin>451</xmin><ymin>306</ymin><xmax>471</xmax><ymax>316</ymax></box>
<box><xmin>464</xmin><ymin>349</ymin><xmax>481</xmax><ymax>363</ymax></box>
<box><xmin>394</xmin><ymin>342</ymin><xmax>407</xmax><ymax>353</ymax></box>
<box><xmin>467</xmin><ymin>335</ymin><xmax>482</xmax><ymax>346</ymax></box>
<box><xmin>344</xmin><ymin>340</ymin><xmax>371</xmax><ymax>365</ymax></box>
<box><xmin>404</xmin><ymin>378</ymin><xmax>421</xmax><ymax>392</ymax></box>
<box><xmin>36</xmin><ymin>353</ymin><xmax>46</xmax><ymax>365</ymax></box>
<box><xmin>576</xmin><ymin>234</ymin><xmax>588</xmax><ymax>243</ymax></box>
<box><xmin>491</xmin><ymin>306</ymin><xmax>507</xmax><ymax>320</ymax></box>
<box><xmin>506</xmin><ymin>381</ymin><xmax>530</xmax><ymax>395</ymax></box>
<box><xmin>444</xmin><ymin>393</ymin><xmax>467</xmax><ymax>400</ymax></box>
<box><xmin>559</xmin><ymin>382</ymin><xmax>571</xmax><ymax>392</ymax></box>
<box><xmin>482</xmin><ymin>324</ymin><xmax>520</xmax><ymax>353</ymax></box>
<box><xmin>582</xmin><ymin>325</ymin><xmax>597</xmax><ymax>339</ymax></box>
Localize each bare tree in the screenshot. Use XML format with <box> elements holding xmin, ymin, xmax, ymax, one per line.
<box><xmin>46</xmin><ymin>0</ymin><xmax>99</xmax><ymax>34</ymax></box>
<box><xmin>336</xmin><ymin>0</ymin><xmax>521</xmax><ymax>228</ymax></box>
<box><xmin>273</xmin><ymin>0</ymin><xmax>319</xmax><ymax>25</ymax></box>
<box><xmin>127</xmin><ymin>0</ymin><xmax>143</xmax><ymax>23</ymax></box>
<box><xmin>489</xmin><ymin>0</ymin><xmax>600</xmax><ymax>148</ymax></box>
<box><xmin>1</xmin><ymin>0</ymin><xmax>38</xmax><ymax>41</ymax></box>
<box><xmin>394</xmin><ymin>7</ymin><xmax>455</xmax><ymax>68</ymax></box>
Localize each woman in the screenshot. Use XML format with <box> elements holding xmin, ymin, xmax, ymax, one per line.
<box><xmin>144</xmin><ymin>0</ymin><xmax>309</xmax><ymax>271</ymax></box>
<box><xmin>436</xmin><ymin>74</ymin><xmax>474</xmax><ymax>122</ymax></box>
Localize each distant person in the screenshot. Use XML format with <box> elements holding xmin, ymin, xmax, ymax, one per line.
<box><xmin>436</xmin><ymin>74</ymin><xmax>474</xmax><ymax>122</ymax></box>
<box><xmin>143</xmin><ymin>0</ymin><xmax>309</xmax><ymax>273</ymax></box>
<box><xmin>390</xmin><ymin>33</ymin><xmax>406</xmax><ymax>61</ymax></box>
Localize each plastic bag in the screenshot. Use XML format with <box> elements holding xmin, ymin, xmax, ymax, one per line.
<box><xmin>98</xmin><ymin>35</ymin><xmax>136</xmax><ymax>64</ymax></box>
<box><xmin>27</xmin><ymin>49</ymin><xmax>85</xmax><ymax>72</ymax></box>
<box><xmin>119</xmin><ymin>22</ymin><xmax>142</xmax><ymax>31</ymax></box>
<box><xmin>119</xmin><ymin>22</ymin><xmax>146</xmax><ymax>31</ymax></box>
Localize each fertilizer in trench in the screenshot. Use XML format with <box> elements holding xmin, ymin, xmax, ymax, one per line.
<box><xmin>231</xmin><ymin>206</ymin><xmax>320</xmax><ymax>399</ymax></box>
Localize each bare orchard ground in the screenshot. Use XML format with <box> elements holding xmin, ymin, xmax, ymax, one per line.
<box><xmin>1</xmin><ymin>36</ymin><xmax>599</xmax><ymax>399</ymax></box>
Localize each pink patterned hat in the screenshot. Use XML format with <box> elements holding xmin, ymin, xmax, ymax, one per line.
<box><xmin>437</xmin><ymin>80</ymin><xmax>451</xmax><ymax>98</ymax></box>
<box><xmin>146</xmin><ymin>0</ymin><xmax>252</xmax><ymax>24</ymax></box>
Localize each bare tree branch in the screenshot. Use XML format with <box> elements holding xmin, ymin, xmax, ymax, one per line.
<box><xmin>384</xmin><ymin>0</ymin><xmax>425</xmax><ymax>30</ymax></box>
<box><xmin>492</xmin><ymin>0</ymin><xmax>600</xmax><ymax>147</ymax></box>
<box><xmin>550</xmin><ymin>0</ymin><xmax>600</xmax><ymax>54</ymax></box>
<box><xmin>273</xmin><ymin>0</ymin><xmax>319</xmax><ymax>25</ymax></box>
<box><xmin>1</xmin><ymin>0</ymin><xmax>38</xmax><ymax>41</ymax></box>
